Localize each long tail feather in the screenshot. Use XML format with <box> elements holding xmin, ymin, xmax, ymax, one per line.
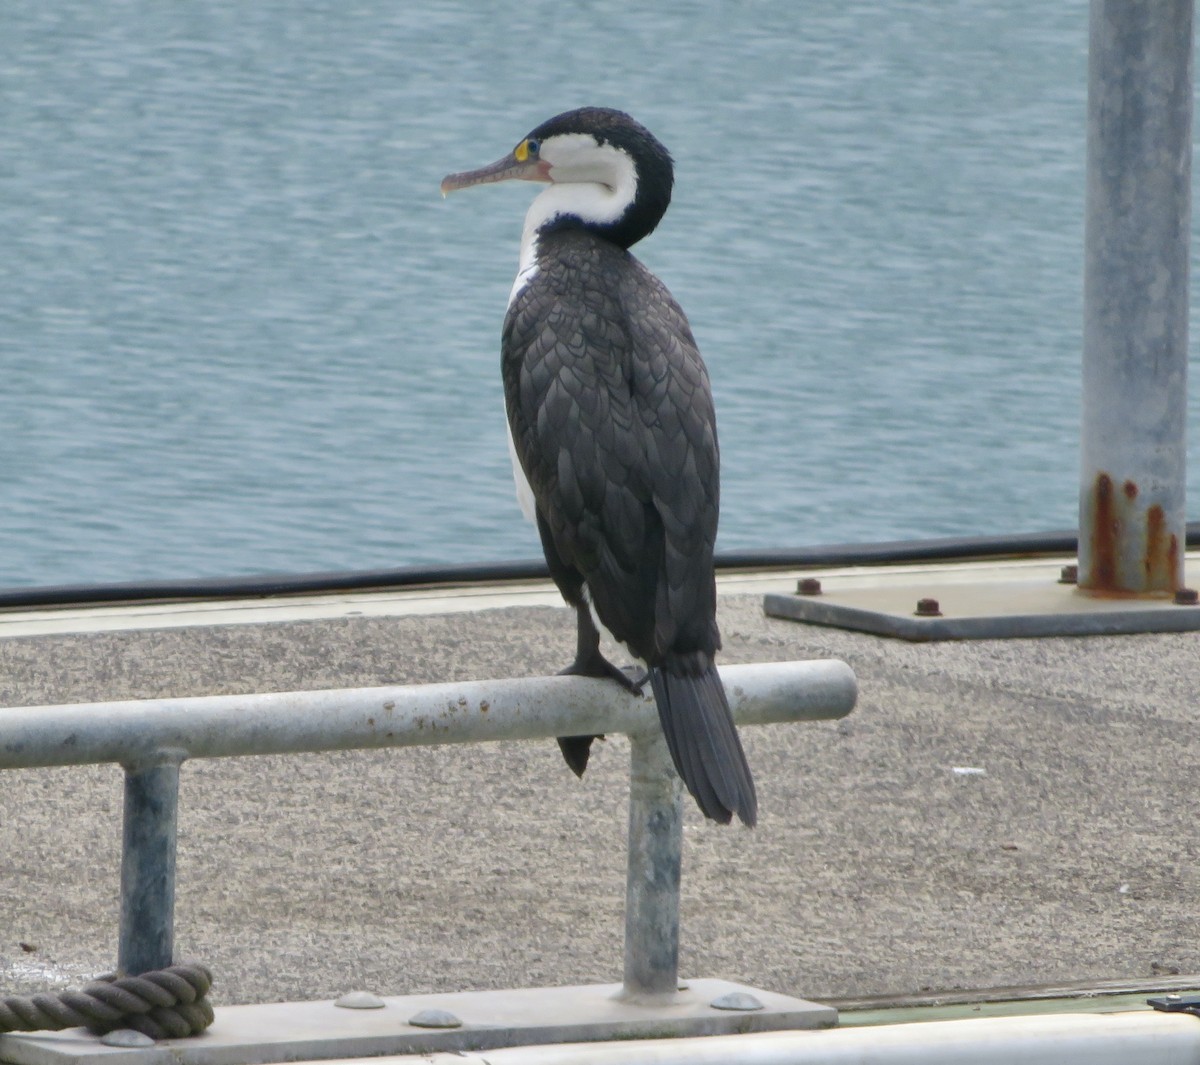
<box><xmin>648</xmin><ymin>659</ymin><xmax>757</xmax><ymax>827</ymax></box>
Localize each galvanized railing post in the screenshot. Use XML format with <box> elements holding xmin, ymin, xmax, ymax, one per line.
<box><xmin>621</xmin><ymin>729</ymin><xmax>684</xmax><ymax>1001</ymax></box>
<box><xmin>118</xmin><ymin>753</ymin><xmax>183</xmax><ymax>976</ymax></box>
<box><xmin>1080</xmin><ymin>0</ymin><xmax>1193</xmax><ymax>594</ymax></box>
<box><xmin>0</xmin><ymin>662</ymin><xmax>856</xmax><ymax>991</ymax></box>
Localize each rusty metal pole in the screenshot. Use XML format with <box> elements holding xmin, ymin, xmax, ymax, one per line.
<box><xmin>1079</xmin><ymin>0</ymin><xmax>1192</xmax><ymax>595</ymax></box>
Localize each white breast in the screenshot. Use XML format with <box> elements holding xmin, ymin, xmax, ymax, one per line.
<box><xmin>506</xmin><ymin>420</ymin><xmax>537</xmax><ymax>524</ymax></box>
<box><xmin>504</xmin><ymin>222</ymin><xmax>540</xmax><ymax>525</ymax></box>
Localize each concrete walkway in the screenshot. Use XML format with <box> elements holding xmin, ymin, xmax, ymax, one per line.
<box><xmin>1</xmin><ymin>559</ymin><xmax>1197</xmax><ymax>1009</ymax></box>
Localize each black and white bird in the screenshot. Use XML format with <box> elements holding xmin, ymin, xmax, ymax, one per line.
<box><xmin>441</xmin><ymin>107</ymin><xmax>757</xmax><ymax>827</ymax></box>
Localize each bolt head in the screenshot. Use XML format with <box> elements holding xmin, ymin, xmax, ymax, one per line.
<box><xmin>100</xmin><ymin>1030</ymin><xmax>155</xmax><ymax>1048</ymax></box>
<box><xmin>408</xmin><ymin>1008</ymin><xmax>462</xmax><ymax>1029</ymax></box>
<box><xmin>335</xmin><ymin>991</ymin><xmax>385</xmax><ymax>1010</ymax></box>
<box><xmin>797</xmin><ymin>577</ymin><xmax>822</xmax><ymax>596</ymax></box>
<box><xmin>1059</xmin><ymin>564</ymin><xmax>1078</xmax><ymax>585</ymax></box>
<box><xmin>710</xmin><ymin>991</ymin><xmax>764</xmax><ymax>1011</ymax></box>
<box><xmin>1174</xmin><ymin>587</ymin><xmax>1198</xmax><ymax>606</ymax></box>
<box><xmin>915</xmin><ymin>597</ymin><xmax>942</xmax><ymax>617</ymax></box>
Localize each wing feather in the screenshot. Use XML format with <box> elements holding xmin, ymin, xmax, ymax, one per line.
<box><xmin>502</xmin><ymin>229</ymin><xmax>719</xmax><ymax>661</ymax></box>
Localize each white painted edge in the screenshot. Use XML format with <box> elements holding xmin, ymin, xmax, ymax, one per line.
<box><xmin>1</xmin><ymin>552</ymin><xmax>1196</xmax><ymax>640</ymax></box>
<box><xmin>290</xmin><ymin>1010</ymin><xmax>1200</xmax><ymax>1065</ymax></box>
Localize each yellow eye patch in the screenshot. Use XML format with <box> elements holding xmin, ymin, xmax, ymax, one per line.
<box><xmin>514</xmin><ymin>138</ymin><xmax>539</xmax><ymax>163</ymax></box>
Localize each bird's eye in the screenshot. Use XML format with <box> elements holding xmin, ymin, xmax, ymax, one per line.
<box><xmin>515</xmin><ymin>138</ymin><xmax>541</xmax><ymax>163</ymax></box>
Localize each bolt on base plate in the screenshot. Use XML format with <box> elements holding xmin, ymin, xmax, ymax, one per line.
<box><xmin>764</xmin><ymin>556</ymin><xmax>1200</xmax><ymax>642</ymax></box>
<box><xmin>0</xmin><ymin>980</ymin><xmax>835</xmax><ymax>1065</ymax></box>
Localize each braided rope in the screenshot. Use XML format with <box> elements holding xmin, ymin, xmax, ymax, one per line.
<box><xmin>0</xmin><ymin>962</ymin><xmax>213</xmax><ymax>1040</ymax></box>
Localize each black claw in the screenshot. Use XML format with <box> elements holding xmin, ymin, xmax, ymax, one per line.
<box><xmin>556</xmin><ymin>650</ymin><xmax>635</xmax><ymax>776</ymax></box>
<box><xmin>558</xmin><ymin>649</ymin><xmax>640</xmax><ymax>692</ymax></box>
<box><xmin>554</xmin><ymin>601</ymin><xmax>641</xmax><ymax>777</ymax></box>
<box><xmin>624</xmin><ymin>668</ymin><xmax>649</xmax><ymax>695</ymax></box>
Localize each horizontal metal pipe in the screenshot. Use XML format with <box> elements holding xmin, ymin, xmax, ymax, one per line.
<box><xmin>0</xmin><ymin>660</ymin><xmax>856</xmax><ymax>770</ymax></box>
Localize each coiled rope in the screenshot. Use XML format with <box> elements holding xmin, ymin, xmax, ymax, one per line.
<box><xmin>0</xmin><ymin>962</ymin><xmax>213</xmax><ymax>1040</ymax></box>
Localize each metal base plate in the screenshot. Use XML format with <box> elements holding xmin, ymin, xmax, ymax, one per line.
<box><xmin>764</xmin><ymin>560</ymin><xmax>1200</xmax><ymax>642</ymax></box>
<box><xmin>0</xmin><ymin>980</ymin><xmax>835</xmax><ymax>1065</ymax></box>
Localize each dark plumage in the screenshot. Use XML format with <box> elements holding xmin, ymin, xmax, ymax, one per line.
<box><xmin>443</xmin><ymin>108</ymin><xmax>757</xmax><ymax>827</ymax></box>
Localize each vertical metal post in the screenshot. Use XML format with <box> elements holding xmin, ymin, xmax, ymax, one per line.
<box><xmin>621</xmin><ymin>730</ymin><xmax>683</xmax><ymax>1001</ymax></box>
<box><xmin>1080</xmin><ymin>0</ymin><xmax>1193</xmax><ymax>595</ymax></box>
<box><xmin>118</xmin><ymin>755</ymin><xmax>181</xmax><ymax>976</ymax></box>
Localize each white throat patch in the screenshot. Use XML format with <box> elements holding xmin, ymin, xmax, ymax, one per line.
<box><xmin>513</xmin><ymin>134</ymin><xmax>638</xmax><ymax>286</ymax></box>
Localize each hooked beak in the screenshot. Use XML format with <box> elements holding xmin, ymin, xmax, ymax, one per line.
<box><xmin>440</xmin><ymin>151</ymin><xmax>552</xmax><ymax>197</ymax></box>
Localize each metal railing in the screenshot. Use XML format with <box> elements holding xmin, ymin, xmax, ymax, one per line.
<box><xmin>0</xmin><ymin>660</ymin><xmax>856</xmax><ymax>1001</ymax></box>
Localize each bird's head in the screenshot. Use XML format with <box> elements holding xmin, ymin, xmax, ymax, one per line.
<box><xmin>441</xmin><ymin>107</ymin><xmax>674</xmax><ymax>250</ymax></box>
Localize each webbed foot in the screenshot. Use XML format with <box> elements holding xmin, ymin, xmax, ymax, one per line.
<box><xmin>555</xmin><ymin>651</ymin><xmax>644</xmax><ymax>775</ymax></box>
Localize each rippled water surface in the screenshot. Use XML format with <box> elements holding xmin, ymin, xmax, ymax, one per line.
<box><xmin>2</xmin><ymin>2</ymin><xmax>1196</xmax><ymax>587</ymax></box>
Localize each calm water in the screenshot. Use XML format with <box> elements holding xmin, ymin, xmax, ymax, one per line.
<box><xmin>1</xmin><ymin>2</ymin><xmax>1195</xmax><ymax>588</ymax></box>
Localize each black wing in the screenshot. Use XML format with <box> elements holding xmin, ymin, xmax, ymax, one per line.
<box><xmin>501</xmin><ymin>229</ymin><xmax>721</xmax><ymax>663</ymax></box>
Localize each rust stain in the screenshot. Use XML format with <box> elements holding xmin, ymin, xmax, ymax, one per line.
<box><xmin>1088</xmin><ymin>472</ymin><xmax>1119</xmax><ymax>592</ymax></box>
<box><xmin>1085</xmin><ymin>472</ymin><xmax>1179</xmax><ymax>596</ymax></box>
<box><xmin>1145</xmin><ymin>504</ymin><xmax>1165</xmax><ymax>582</ymax></box>
<box><xmin>1145</xmin><ymin>505</ymin><xmax>1181</xmax><ymax>590</ymax></box>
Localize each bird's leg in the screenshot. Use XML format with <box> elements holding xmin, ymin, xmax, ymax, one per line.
<box><xmin>558</xmin><ymin>602</ymin><xmax>643</xmax><ymax>693</ymax></box>
<box><xmin>556</xmin><ymin>603</ymin><xmax>644</xmax><ymax>777</ymax></box>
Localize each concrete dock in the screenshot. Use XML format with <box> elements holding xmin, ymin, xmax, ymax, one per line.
<box><xmin>1</xmin><ymin>556</ymin><xmax>1198</xmax><ymax>1010</ymax></box>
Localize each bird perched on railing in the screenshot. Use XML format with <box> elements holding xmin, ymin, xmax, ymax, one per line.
<box><xmin>442</xmin><ymin>107</ymin><xmax>756</xmax><ymax>827</ymax></box>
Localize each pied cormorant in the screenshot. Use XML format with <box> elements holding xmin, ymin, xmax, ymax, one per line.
<box><xmin>442</xmin><ymin>107</ymin><xmax>757</xmax><ymax>827</ymax></box>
